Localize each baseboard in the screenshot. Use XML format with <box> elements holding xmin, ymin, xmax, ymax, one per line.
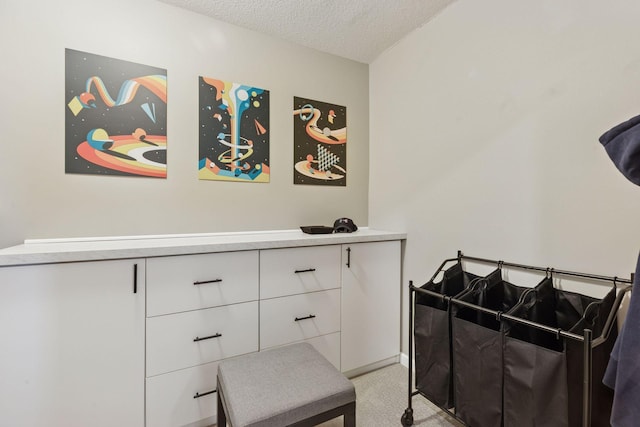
<box><xmin>400</xmin><ymin>352</ymin><xmax>410</xmax><ymax>368</ymax></box>
<box><xmin>343</xmin><ymin>355</ymin><xmax>399</xmax><ymax>378</ymax></box>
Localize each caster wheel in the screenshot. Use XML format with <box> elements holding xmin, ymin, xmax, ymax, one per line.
<box><xmin>401</xmin><ymin>408</ymin><xmax>414</xmax><ymax>426</ymax></box>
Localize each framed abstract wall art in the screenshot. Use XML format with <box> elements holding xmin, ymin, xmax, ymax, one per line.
<box><xmin>65</xmin><ymin>48</ymin><xmax>167</xmax><ymax>178</ymax></box>
<box><xmin>199</xmin><ymin>77</ymin><xmax>270</xmax><ymax>182</ymax></box>
<box><xmin>293</xmin><ymin>97</ymin><xmax>346</xmax><ymax>186</ymax></box>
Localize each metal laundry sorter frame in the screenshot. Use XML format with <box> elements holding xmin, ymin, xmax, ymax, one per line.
<box><xmin>401</xmin><ymin>251</ymin><xmax>633</xmax><ymax>427</ymax></box>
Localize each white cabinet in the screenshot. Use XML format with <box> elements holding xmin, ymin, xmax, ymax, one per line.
<box><xmin>0</xmin><ymin>259</ymin><xmax>145</xmax><ymax>427</ymax></box>
<box><xmin>0</xmin><ymin>229</ymin><xmax>404</xmax><ymax>427</ymax></box>
<box><xmin>341</xmin><ymin>241</ymin><xmax>401</xmax><ymax>373</ymax></box>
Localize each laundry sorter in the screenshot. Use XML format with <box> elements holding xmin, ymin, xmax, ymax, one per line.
<box><xmin>401</xmin><ymin>251</ymin><xmax>632</xmax><ymax>427</ymax></box>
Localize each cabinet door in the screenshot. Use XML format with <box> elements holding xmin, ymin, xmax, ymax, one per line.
<box><xmin>0</xmin><ymin>259</ymin><xmax>145</xmax><ymax>427</ymax></box>
<box><xmin>341</xmin><ymin>241</ymin><xmax>401</xmax><ymax>373</ymax></box>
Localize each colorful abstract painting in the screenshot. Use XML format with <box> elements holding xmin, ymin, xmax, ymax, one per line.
<box><xmin>199</xmin><ymin>77</ymin><xmax>270</xmax><ymax>182</ymax></box>
<box><xmin>65</xmin><ymin>49</ymin><xmax>167</xmax><ymax>178</ymax></box>
<box><xmin>293</xmin><ymin>97</ymin><xmax>347</xmax><ymax>186</ymax></box>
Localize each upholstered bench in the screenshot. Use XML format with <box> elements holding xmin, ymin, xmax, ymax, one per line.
<box><xmin>216</xmin><ymin>342</ymin><xmax>356</xmax><ymax>426</ymax></box>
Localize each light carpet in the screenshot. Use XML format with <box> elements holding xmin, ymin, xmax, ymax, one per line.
<box><xmin>319</xmin><ymin>363</ymin><xmax>461</xmax><ymax>427</ymax></box>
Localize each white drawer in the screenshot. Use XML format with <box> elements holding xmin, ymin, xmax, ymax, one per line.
<box><xmin>146</xmin><ymin>251</ymin><xmax>258</xmax><ymax>317</ymax></box>
<box><xmin>146</xmin><ymin>361</ymin><xmax>219</xmax><ymax>427</ymax></box>
<box><xmin>264</xmin><ymin>332</ymin><xmax>341</xmax><ymax>371</ymax></box>
<box><xmin>260</xmin><ymin>289</ymin><xmax>340</xmax><ymax>349</ymax></box>
<box><xmin>305</xmin><ymin>332</ymin><xmax>341</xmax><ymax>371</ymax></box>
<box><xmin>147</xmin><ymin>301</ymin><xmax>258</xmax><ymax>376</ymax></box>
<box><xmin>260</xmin><ymin>245</ymin><xmax>341</xmax><ymax>299</ymax></box>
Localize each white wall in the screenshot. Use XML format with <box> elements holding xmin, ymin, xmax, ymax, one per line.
<box><xmin>0</xmin><ymin>0</ymin><xmax>369</xmax><ymax>248</ymax></box>
<box><xmin>370</xmin><ymin>0</ymin><xmax>640</xmax><ymax>354</ymax></box>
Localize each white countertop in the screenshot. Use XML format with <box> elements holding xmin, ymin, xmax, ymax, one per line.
<box><xmin>0</xmin><ymin>228</ymin><xmax>406</xmax><ymax>266</ymax></box>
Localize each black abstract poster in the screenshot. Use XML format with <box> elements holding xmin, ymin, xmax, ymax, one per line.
<box><xmin>293</xmin><ymin>97</ymin><xmax>347</xmax><ymax>186</ymax></box>
<box><xmin>65</xmin><ymin>48</ymin><xmax>167</xmax><ymax>177</ymax></box>
<box><xmin>199</xmin><ymin>77</ymin><xmax>270</xmax><ymax>182</ymax></box>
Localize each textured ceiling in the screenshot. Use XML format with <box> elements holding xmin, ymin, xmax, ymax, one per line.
<box><xmin>158</xmin><ymin>0</ymin><xmax>455</xmax><ymax>63</ymax></box>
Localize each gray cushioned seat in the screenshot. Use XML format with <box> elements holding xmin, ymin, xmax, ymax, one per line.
<box><xmin>217</xmin><ymin>342</ymin><xmax>356</xmax><ymax>426</ymax></box>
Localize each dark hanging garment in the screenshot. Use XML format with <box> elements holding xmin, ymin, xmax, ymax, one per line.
<box><xmin>503</xmin><ymin>280</ymin><xmax>617</xmax><ymax>427</ymax></box>
<box><xmin>603</xmin><ymin>254</ymin><xmax>640</xmax><ymax>427</ymax></box>
<box><xmin>599</xmin><ymin>116</ymin><xmax>640</xmax><ymax>426</ymax></box>
<box><xmin>414</xmin><ymin>262</ymin><xmax>480</xmax><ymax>408</ymax></box>
<box><xmin>452</xmin><ymin>269</ymin><xmax>529</xmax><ymax>427</ymax></box>
<box><xmin>599</xmin><ymin>113</ymin><xmax>640</xmax><ymax>186</ymax></box>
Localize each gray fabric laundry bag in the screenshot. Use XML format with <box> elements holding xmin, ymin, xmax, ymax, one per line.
<box><xmin>452</xmin><ymin>269</ymin><xmax>529</xmax><ymax>427</ymax></box>
<box><xmin>414</xmin><ymin>262</ymin><xmax>480</xmax><ymax>408</ymax></box>
<box><xmin>503</xmin><ymin>280</ymin><xmax>617</xmax><ymax>427</ymax></box>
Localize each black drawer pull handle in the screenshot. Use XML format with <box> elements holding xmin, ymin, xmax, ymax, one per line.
<box><xmin>194</xmin><ymin>389</ymin><xmax>217</xmax><ymax>399</ymax></box>
<box><xmin>133</xmin><ymin>263</ymin><xmax>138</xmax><ymax>294</ymax></box>
<box><xmin>294</xmin><ymin>268</ymin><xmax>316</xmax><ymax>274</ymax></box>
<box><xmin>193</xmin><ymin>333</ymin><xmax>222</xmax><ymax>342</ymax></box>
<box><xmin>295</xmin><ymin>314</ymin><xmax>316</xmax><ymax>322</ymax></box>
<box><xmin>193</xmin><ymin>279</ymin><xmax>223</xmax><ymax>285</ymax></box>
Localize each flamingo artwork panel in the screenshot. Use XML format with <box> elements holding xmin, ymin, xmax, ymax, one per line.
<box><xmin>293</xmin><ymin>96</ymin><xmax>347</xmax><ymax>186</ymax></box>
